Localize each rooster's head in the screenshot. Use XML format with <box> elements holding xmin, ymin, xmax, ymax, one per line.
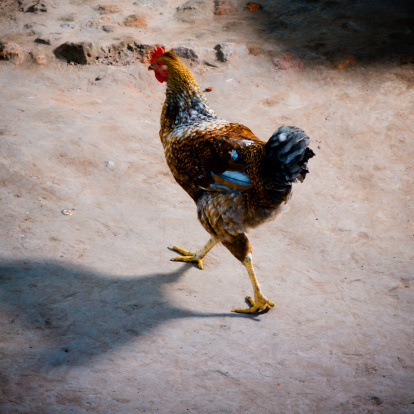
<box><xmin>148</xmin><ymin>45</ymin><xmax>168</xmax><ymax>83</ymax></box>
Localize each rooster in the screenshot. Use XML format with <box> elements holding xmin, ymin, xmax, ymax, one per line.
<box><xmin>149</xmin><ymin>45</ymin><xmax>314</xmax><ymax>313</ymax></box>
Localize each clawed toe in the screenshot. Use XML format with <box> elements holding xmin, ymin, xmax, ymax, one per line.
<box><xmin>170</xmin><ymin>245</ymin><xmax>203</xmax><ymax>269</ymax></box>
<box><xmin>171</xmin><ymin>245</ymin><xmax>195</xmax><ymax>257</ymax></box>
<box><xmin>232</xmin><ymin>296</ymin><xmax>275</xmax><ymax>314</ymax></box>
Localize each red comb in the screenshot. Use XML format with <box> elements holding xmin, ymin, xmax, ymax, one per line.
<box><xmin>150</xmin><ymin>44</ymin><xmax>164</xmax><ymax>63</ymax></box>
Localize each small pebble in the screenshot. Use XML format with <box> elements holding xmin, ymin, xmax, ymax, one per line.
<box><xmin>102</xmin><ymin>25</ymin><xmax>114</xmax><ymax>33</ymax></box>
<box><xmin>204</xmin><ymin>61</ymin><xmax>218</xmax><ymax>68</ymax></box>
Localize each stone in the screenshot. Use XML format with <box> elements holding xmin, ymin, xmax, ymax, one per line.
<box><xmin>214</xmin><ymin>0</ymin><xmax>237</xmax><ymax>15</ymax></box>
<box><xmin>54</xmin><ymin>42</ymin><xmax>94</xmax><ymax>64</ymax></box>
<box><xmin>176</xmin><ymin>0</ymin><xmax>205</xmax><ymax>12</ymax></box>
<box><xmin>95</xmin><ymin>42</ymin><xmax>154</xmax><ymax>65</ymax></box>
<box><xmin>171</xmin><ymin>47</ymin><xmax>198</xmax><ymax>61</ymax></box>
<box><xmin>94</xmin><ymin>4</ymin><xmax>123</xmax><ymax>14</ymax></box>
<box><xmin>102</xmin><ymin>25</ymin><xmax>115</xmax><ymax>33</ymax></box>
<box><xmin>31</xmin><ymin>52</ymin><xmax>48</xmax><ymax>65</ymax></box>
<box><xmin>175</xmin><ymin>0</ymin><xmax>207</xmax><ymax>22</ymax></box>
<box><xmin>247</xmin><ymin>45</ymin><xmax>262</xmax><ymax>56</ymax></box>
<box><xmin>124</xmin><ymin>14</ymin><xmax>147</xmax><ymax>27</ymax></box>
<box><xmin>0</xmin><ymin>42</ymin><xmax>25</xmax><ymax>64</ymax></box>
<box><xmin>214</xmin><ymin>42</ymin><xmax>233</xmax><ymax>62</ymax></box>
<box><xmin>133</xmin><ymin>0</ymin><xmax>166</xmax><ymax>7</ymax></box>
<box><xmin>21</xmin><ymin>0</ymin><xmax>48</xmax><ymax>13</ymax></box>
<box><xmin>35</xmin><ymin>37</ymin><xmax>51</xmax><ymax>45</ymax></box>
<box><xmin>85</xmin><ymin>19</ymin><xmax>101</xmax><ymax>29</ymax></box>
<box><xmin>204</xmin><ymin>61</ymin><xmax>218</xmax><ymax>68</ymax></box>
<box><xmin>246</xmin><ymin>2</ymin><xmax>262</xmax><ymax>12</ymax></box>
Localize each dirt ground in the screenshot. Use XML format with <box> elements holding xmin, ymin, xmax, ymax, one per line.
<box><xmin>1</xmin><ymin>0</ymin><xmax>413</xmax><ymax>413</ymax></box>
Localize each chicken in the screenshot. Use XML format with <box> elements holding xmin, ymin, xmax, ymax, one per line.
<box><xmin>149</xmin><ymin>45</ymin><xmax>314</xmax><ymax>313</ymax></box>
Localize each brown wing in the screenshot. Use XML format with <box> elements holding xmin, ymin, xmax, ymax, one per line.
<box><xmin>169</xmin><ymin>123</ymin><xmax>264</xmax><ymax>194</ymax></box>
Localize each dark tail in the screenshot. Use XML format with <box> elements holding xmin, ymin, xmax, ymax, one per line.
<box><xmin>263</xmin><ymin>126</ymin><xmax>315</xmax><ymax>198</ymax></box>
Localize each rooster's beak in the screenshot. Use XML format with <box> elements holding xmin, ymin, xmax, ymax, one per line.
<box><xmin>148</xmin><ymin>64</ymin><xmax>154</xmax><ymax>71</ymax></box>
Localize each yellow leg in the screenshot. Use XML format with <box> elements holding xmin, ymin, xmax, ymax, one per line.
<box><xmin>170</xmin><ymin>237</ymin><xmax>217</xmax><ymax>270</ymax></box>
<box><xmin>232</xmin><ymin>253</ymin><xmax>275</xmax><ymax>313</ymax></box>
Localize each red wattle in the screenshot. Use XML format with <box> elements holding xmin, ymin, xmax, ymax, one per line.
<box><xmin>155</xmin><ymin>71</ymin><xmax>167</xmax><ymax>83</ymax></box>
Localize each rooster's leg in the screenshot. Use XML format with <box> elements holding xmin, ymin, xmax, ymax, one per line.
<box><xmin>232</xmin><ymin>253</ymin><xmax>275</xmax><ymax>313</ymax></box>
<box><xmin>170</xmin><ymin>237</ymin><xmax>217</xmax><ymax>270</ymax></box>
<box><xmin>222</xmin><ymin>234</ymin><xmax>275</xmax><ymax>313</ymax></box>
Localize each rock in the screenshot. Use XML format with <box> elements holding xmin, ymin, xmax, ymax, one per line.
<box><xmin>85</xmin><ymin>19</ymin><xmax>102</xmax><ymax>29</ymax></box>
<box><xmin>0</xmin><ymin>42</ymin><xmax>25</xmax><ymax>64</ymax></box>
<box><xmin>35</xmin><ymin>37</ymin><xmax>51</xmax><ymax>45</ymax></box>
<box><xmin>102</xmin><ymin>25</ymin><xmax>115</xmax><ymax>33</ymax></box>
<box><xmin>247</xmin><ymin>45</ymin><xmax>262</xmax><ymax>56</ymax></box>
<box><xmin>94</xmin><ymin>4</ymin><xmax>123</xmax><ymax>14</ymax></box>
<box><xmin>175</xmin><ymin>0</ymin><xmax>208</xmax><ymax>21</ymax></box>
<box><xmin>171</xmin><ymin>47</ymin><xmax>198</xmax><ymax>61</ymax></box>
<box><xmin>214</xmin><ymin>0</ymin><xmax>237</xmax><ymax>15</ymax></box>
<box><xmin>54</xmin><ymin>42</ymin><xmax>94</xmax><ymax>64</ymax></box>
<box><xmin>124</xmin><ymin>14</ymin><xmax>147</xmax><ymax>27</ymax></box>
<box><xmin>95</xmin><ymin>42</ymin><xmax>154</xmax><ymax>65</ymax></box>
<box><xmin>134</xmin><ymin>0</ymin><xmax>166</xmax><ymax>7</ymax></box>
<box><xmin>31</xmin><ymin>52</ymin><xmax>48</xmax><ymax>65</ymax></box>
<box><xmin>204</xmin><ymin>60</ymin><xmax>218</xmax><ymax>68</ymax></box>
<box><xmin>246</xmin><ymin>2</ymin><xmax>262</xmax><ymax>12</ymax></box>
<box><xmin>21</xmin><ymin>0</ymin><xmax>48</xmax><ymax>13</ymax></box>
<box><xmin>370</xmin><ymin>396</ymin><xmax>383</xmax><ymax>406</ymax></box>
<box><xmin>214</xmin><ymin>42</ymin><xmax>233</xmax><ymax>62</ymax></box>
<box><xmin>177</xmin><ymin>0</ymin><xmax>205</xmax><ymax>12</ymax></box>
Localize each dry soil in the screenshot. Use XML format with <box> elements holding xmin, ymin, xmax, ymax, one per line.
<box><xmin>0</xmin><ymin>0</ymin><xmax>413</xmax><ymax>413</ymax></box>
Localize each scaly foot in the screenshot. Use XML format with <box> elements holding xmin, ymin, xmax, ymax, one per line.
<box><xmin>232</xmin><ymin>295</ymin><xmax>275</xmax><ymax>313</ymax></box>
<box><xmin>170</xmin><ymin>245</ymin><xmax>204</xmax><ymax>270</ymax></box>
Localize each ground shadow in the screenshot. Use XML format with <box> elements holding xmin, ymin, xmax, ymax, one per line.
<box><xmin>0</xmin><ymin>259</ymin><xmax>257</xmax><ymax>369</ymax></box>
<box><xmin>234</xmin><ymin>0</ymin><xmax>414</xmax><ymax>66</ymax></box>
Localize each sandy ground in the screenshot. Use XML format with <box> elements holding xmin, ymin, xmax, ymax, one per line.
<box><xmin>1</xmin><ymin>0</ymin><xmax>414</xmax><ymax>413</ymax></box>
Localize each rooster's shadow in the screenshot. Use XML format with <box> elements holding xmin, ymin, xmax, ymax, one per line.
<box><xmin>0</xmin><ymin>258</ymin><xmax>257</xmax><ymax>369</ymax></box>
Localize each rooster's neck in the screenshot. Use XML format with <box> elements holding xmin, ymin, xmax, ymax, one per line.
<box><xmin>167</xmin><ymin>85</ymin><xmax>216</xmax><ymax>120</ymax></box>
<box><xmin>159</xmin><ymin>62</ymin><xmax>217</xmax><ymax>142</ymax></box>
